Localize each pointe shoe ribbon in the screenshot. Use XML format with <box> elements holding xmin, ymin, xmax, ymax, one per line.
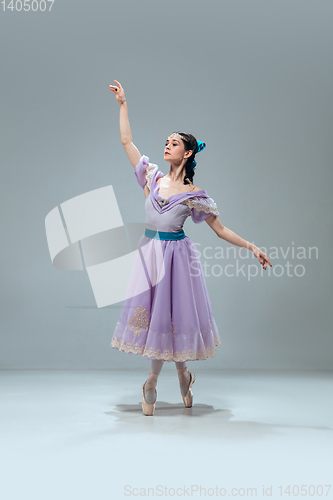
<box><xmin>182</xmin><ymin>372</ymin><xmax>195</xmax><ymax>408</ymax></box>
<box><xmin>177</xmin><ymin>367</ymin><xmax>196</xmax><ymax>408</ymax></box>
<box><xmin>142</xmin><ymin>372</ymin><xmax>158</xmax><ymax>416</ymax></box>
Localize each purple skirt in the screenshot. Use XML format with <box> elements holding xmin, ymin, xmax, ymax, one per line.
<box><xmin>110</xmin><ymin>231</ymin><xmax>221</xmax><ymax>362</ymax></box>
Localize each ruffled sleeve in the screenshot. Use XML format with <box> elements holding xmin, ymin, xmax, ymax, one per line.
<box><xmin>134</xmin><ymin>155</ymin><xmax>158</xmax><ymax>190</ymax></box>
<box><xmin>182</xmin><ymin>195</ymin><xmax>220</xmax><ymax>224</ymax></box>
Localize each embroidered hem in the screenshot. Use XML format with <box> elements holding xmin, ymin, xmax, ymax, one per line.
<box><xmin>110</xmin><ymin>335</ymin><xmax>221</xmax><ymax>362</ymax></box>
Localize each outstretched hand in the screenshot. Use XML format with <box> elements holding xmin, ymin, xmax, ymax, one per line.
<box><xmin>252</xmin><ymin>246</ymin><xmax>272</xmax><ymax>270</ymax></box>
<box><xmin>108</xmin><ymin>79</ymin><xmax>126</xmax><ymax>105</ymax></box>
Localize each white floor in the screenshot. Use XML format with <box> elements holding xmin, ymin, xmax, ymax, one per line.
<box><xmin>1</xmin><ymin>369</ymin><xmax>332</xmax><ymax>500</ymax></box>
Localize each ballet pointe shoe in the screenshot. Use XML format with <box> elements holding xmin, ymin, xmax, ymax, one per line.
<box><xmin>177</xmin><ymin>367</ymin><xmax>196</xmax><ymax>408</ymax></box>
<box><xmin>142</xmin><ymin>372</ymin><xmax>158</xmax><ymax>416</ymax></box>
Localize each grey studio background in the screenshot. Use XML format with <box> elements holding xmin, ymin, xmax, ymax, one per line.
<box><xmin>0</xmin><ymin>0</ymin><xmax>332</xmax><ymax>371</ymax></box>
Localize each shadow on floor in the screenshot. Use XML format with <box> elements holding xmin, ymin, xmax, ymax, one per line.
<box><xmin>104</xmin><ymin>401</ymin><xmax>333</xmax><ymax>438</ymax></box>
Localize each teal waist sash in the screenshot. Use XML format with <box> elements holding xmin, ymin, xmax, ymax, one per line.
<box><xmin>145</xmin><ymin>228</ymin><xmax>186</xmax><ymax>240</ymax></box>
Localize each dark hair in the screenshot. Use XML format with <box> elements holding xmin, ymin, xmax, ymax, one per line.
<box><xmin>171</xmin><ymin>131</ymin><xmax>199</xmax><ymax>185</ymax></box>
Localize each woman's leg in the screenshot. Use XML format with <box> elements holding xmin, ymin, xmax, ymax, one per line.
<box><xmin>175</xmin><ymin>361</ymin><xmax>191</xmax><ymax>397</ymax></box>
<box><xmin>151</xmin><ymin>359</ymin><xmax>164</xmax><ymax>376</ymax></box>
<box><xmin>143</xmin><ymin>359</ymin><xmax>164</xmax><ymax>404</ymax></box>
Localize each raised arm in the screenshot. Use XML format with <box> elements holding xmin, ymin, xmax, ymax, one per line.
<box><xmin>108</xmin><ymin>79</ymin><xmax>142</xmax><ymax>169</ymax></box>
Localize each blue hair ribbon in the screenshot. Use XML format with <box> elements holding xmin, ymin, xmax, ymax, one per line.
<box><xmin>192</xmin><ymin>140</ymin><xmax>206</xmax><ymax>167</ymax></box>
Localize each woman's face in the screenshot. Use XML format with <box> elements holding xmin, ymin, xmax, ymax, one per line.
<box><xmin>164</xmin><ymin>135</ymin><xmax>190</xmax><ymax>164</ymax></box>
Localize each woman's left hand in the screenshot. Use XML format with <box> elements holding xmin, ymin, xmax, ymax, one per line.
<box><xmin>252</xmin><ymin>246</ymin><xmax>272</xmax><ymax>270</ymax></box>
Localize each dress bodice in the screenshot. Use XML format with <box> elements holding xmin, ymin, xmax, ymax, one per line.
<box><xmin>145</xmin><ymin>192</ymin><xmax>192</xmax><ymax>233</ymax></box>
<box><xmin>134</xmin><ymin>155</ymin><xmax>220</xmax><ymax>232</ymax></box>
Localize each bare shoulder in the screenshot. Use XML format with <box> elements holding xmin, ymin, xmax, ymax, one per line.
<box><xmin>185</xmin><ymin>178</ymin><xmax>203</xmax><ymax>192</ymax></box>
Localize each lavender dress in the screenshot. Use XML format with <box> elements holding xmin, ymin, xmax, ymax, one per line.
<box><xmin>110</xmin><ymin>155</ymin><xmax>221</xmax><ymax>362</ymax></box>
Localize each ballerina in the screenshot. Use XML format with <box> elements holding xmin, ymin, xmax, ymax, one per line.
<box><xmin>108</xmin><ymin>79</ymin><xmax>272</xmax><ymax>416</ymax></box>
